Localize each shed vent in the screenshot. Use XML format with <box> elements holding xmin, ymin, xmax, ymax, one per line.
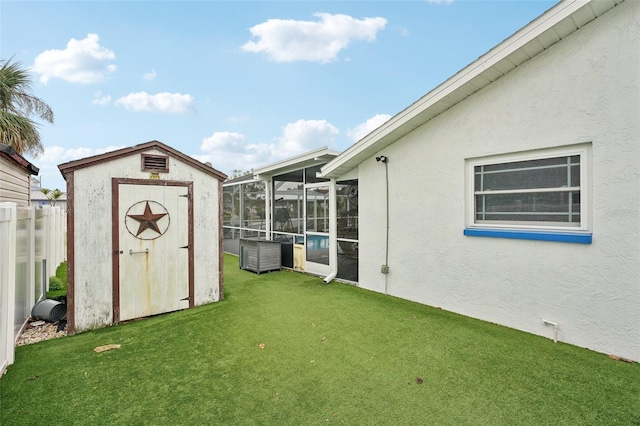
<box><xmin>142</xmin><ymin>154</ymin><xmax>169</xmax><ymax>172</ymax></box>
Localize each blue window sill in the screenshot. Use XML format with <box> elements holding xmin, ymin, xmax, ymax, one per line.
<box><xmin>463</xmin><ymin>228</ymin><xmax>592</xmax><ymax>244</ymax></box>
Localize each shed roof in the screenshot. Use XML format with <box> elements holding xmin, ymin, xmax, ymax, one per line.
<box><xmin>58</xmin><ymin>140</ymin><xmax>227</xmax><ymax>181</ymax></box>
<box><xmin>321</xmin><ymin>0</ymin><xmax>623</xmax><ymax>178</ymax></box>
<box><xmin>0</xmin><ymin>143</ymin><xmax>39</xmax><ymax>175</ymax></box>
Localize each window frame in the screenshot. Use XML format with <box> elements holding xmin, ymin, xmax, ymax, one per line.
<box><xmin>465</xmin><ymin>144</ymin><xmax>592</xmax><ymax>240</ymax></box>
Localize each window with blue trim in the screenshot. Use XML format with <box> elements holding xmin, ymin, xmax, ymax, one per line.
<box><xmin>466</xmin><ymin>144</ymin><xmax>591</xmax><ymax>242</ymax></box>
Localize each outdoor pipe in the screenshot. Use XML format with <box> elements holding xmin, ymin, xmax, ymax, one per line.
<box><xmin>323</xmin><ymin>271</ymin><xmax>337</xmax><ymax>284</ymax></box>
<box><xmin>543</xmin><ymin>319</ymin><xmax>558</xmax><ymax>343</ymax></box>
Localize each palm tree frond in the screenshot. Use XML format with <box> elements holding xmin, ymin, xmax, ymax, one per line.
<box><xmin>0</xmin><ymin>110</ymin><xmax>43</xmax><ymax>157</ymax></box>
<box><xmin>0</xmin><ymin>57</ymin><xmax>52</xmax><ymax>157</ymax></box>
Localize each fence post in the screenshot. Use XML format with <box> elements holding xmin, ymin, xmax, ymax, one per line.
<box><xmin>47</xmin><ymin>206</ymin><xmax>60</xmax><ymax>282</ymax></box>
<box><xmin>40</xmin><ymin>206</ymin><xmax>51</xmax><ymax>290</ymax></box>
<box><xmin>14</xmin><ymin>207</ymin><xmax>34</xmax><ymax>342</ymax></box>
<box><xmin>34</xmin><ymin>208</ymin><xmax>45</xmax><ymax>302</ymax></box>
<box><xmin>53</xmin><ymin>206</ymin><xmax>64</xmax><ymax>269</ymax></box>
<box><xmin>57</xmin><ymin>207</ymin><xmax>62</xmax><ymax>267</ymax></box>
<box><xmin>0</xmin><ymin>202</ymin><xmax>18</xmax><ymax>371</ymax></box>
<box><xmin>51</xmin><ymin>207</ymin><xmax>59</xmax><ymax>272</ymax></box>
<box><xmin>25</xmin><ymin>207</ymin><xmax>36</xmax><ymax>312</ymax></box>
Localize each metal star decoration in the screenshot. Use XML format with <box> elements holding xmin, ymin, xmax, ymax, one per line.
<box><xmin>127</xmin><ymin>201</ymin><xmax>168</xmax><ymax>236</ymax></box>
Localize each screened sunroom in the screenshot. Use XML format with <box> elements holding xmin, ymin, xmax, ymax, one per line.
<box><xmin>222</xmin><ymin>147</ymin><xmax>358</xmax><ymax>283</ymax></box>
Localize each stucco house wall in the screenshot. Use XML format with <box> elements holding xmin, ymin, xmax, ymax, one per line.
<box><xmin>355</xmin><ymin>1</ymin><xmax>638</xmax><ymax>360</ymax></box>
<box><xmin>60</xmin><ymin>141</ymin><xmax>226</xmax><ymax>332</ymax></box>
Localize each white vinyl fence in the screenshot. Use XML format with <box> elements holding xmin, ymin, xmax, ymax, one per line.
<box><xmin>0</xmin><ymin>203</ymin><xmax>65</xmax><ymax>376</ymax></box>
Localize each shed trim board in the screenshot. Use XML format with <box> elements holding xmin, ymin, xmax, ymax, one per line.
<box><xmin>111</xmin><ymin>178</ymin><xmax>195</xmax><ymax>324</ymax></box>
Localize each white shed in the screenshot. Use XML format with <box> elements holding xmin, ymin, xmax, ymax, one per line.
<box><xmin>58</xmin><ymin>140</ymin><xmax>227</xmax><ymax>333</ymax></box>
<box><xmin>322</xmin><ymin>0</ymin><xmax>639</xmax><ymax>361</ymax></box>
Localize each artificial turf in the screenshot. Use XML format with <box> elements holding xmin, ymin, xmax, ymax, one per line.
<box><xmin>1</xmin><ymin>254</ymin><xmax>638</xmax><ymax>425</ymax></box>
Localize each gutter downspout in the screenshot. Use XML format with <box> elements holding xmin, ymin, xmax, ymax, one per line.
<box><xmin>323</xmin><ymin>177</ymin><xmax>338</xmax><ymax>284</ymax></box>
<box><xmin>376</xmin><ymin>155</ymin><xmax>390</xmax><ymax>294</ymax></box>
<box><xmin>384</xmin><ymin>160</ymin><xmax>389</xmax><ymax>272</ymax></box>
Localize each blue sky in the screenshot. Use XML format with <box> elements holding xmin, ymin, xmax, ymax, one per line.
<box><xmin>2</xmin><ymin>0</ymin><xmax>557</xmax><ymax>191</ymax></box>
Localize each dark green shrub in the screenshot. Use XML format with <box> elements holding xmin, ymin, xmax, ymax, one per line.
<box><xmin>49</xmin><ymin>276</ymin><xmax>64</xmax><ymax>291</ymax></box>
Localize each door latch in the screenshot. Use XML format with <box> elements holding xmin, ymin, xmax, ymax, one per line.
<box><xmin>129</xmin><ymin>248</ymin><xmax>149</xmax><ymax>255</ymax></box>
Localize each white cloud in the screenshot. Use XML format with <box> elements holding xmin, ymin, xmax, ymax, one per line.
<box><xmin>94</xmin><ymin>145</ymin><xmax>126</xmax><ymax>156</ymax></box>
<box><xmin>40</xmin><ymin>145</ymin><xmax>125</xmax><ymax>164</ymax></box>
<box><xmin>114</xmin><ymin>92</ymin><xmax>195</xmax><ymax>114</ymax></box>
<box><xmin>195</xmin><ymin>132</ymin><xmax>275</xmax><ymax>175</ymax></box>
<box><xmin>200</xmin><ymin>131</ymin><xmax>247</xmax><ymax>153</ymax></box>
<box><xmin>92</xmin><ymin>91</ymin><xmax>111</xmax><ymax>106</ymax></box>
<box><xmin>196</xmin><ymin>119</ymin><xmax>339</xmax><ymax>175</ymax></box>
<box><xmin>241</xmin><ymin>13</ymin><xmax>387</xmax><ymax>63</ymax></box>
<box><xmin>33</xmin><ymin>33</ymin><xmax>117</xmax><ymax>84</ymax></box>
<box><xmin>35</xmin><ymin>145</ymin><xmax>125</xmax><ymax>190</ymax></box>
<box><xmin>278</xmin><ymin>119</ymin><xmax>339</xmax><ymax>155</ymax></box>
<box><xmin>347</xmin><ymin>114</ymin><xmax>392</xmax><ymax>142</ymax></box>
<box><xmin>143</xmin><ymin>68</ymin><xmax>157</xmax><ymax>81</ymax></box>
<box><xmin>226</xmin><ymin>115</ymin><xmax>249</xmax><ymax>124</ymax></box>
<box><xmin>38</xmin><ymin>146</ymin><xmax>67</xmax><ymax>164</ymax></box>
<box><xmin>64</xmin><ymin>147</ymin><xmax>102</xmax><ymax>160</ymax></box>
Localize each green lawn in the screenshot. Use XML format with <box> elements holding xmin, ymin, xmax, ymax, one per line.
<box><xmin>1</xmin><ymin>254</ymin><xmax>638</xmax><ymax>425</ymax></box>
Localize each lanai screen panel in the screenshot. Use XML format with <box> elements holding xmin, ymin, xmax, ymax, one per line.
<box><xmin>223</xmin><ymin>180</ymin><xmax>266</xmax><ymax>254</ymax></box>
<box><xmin>273</xmin><ymin>169</ymin><xmax>304</xmax><ymax>244</ymax></box>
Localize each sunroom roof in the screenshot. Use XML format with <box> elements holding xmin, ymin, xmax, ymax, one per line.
<box><xmin>253</xmin><ymin>146</ymin><xmax>340</xmax><ymax>180</ymax></box>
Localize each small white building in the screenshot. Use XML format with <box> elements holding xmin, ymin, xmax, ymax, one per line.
<box><xmin>58</xmin><ymin>140</ymin><xmax>227</xmax><ymax>333</ymax></box>
<box><xmin>322</xmin><ymin>0</ymin><xmax>639</xmax><ymax>361</ymax></box>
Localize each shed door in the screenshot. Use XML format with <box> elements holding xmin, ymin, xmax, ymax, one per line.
<box><xmin>116</xmin><ymin>182</ymin><xmax>191</xmax><ymax>322</ymax></box>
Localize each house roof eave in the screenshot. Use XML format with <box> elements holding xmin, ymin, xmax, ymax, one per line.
<box><xmin>321</xmin><ymin>0</ymin><xmax>623</xmax><ymax>178</ymax></box>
